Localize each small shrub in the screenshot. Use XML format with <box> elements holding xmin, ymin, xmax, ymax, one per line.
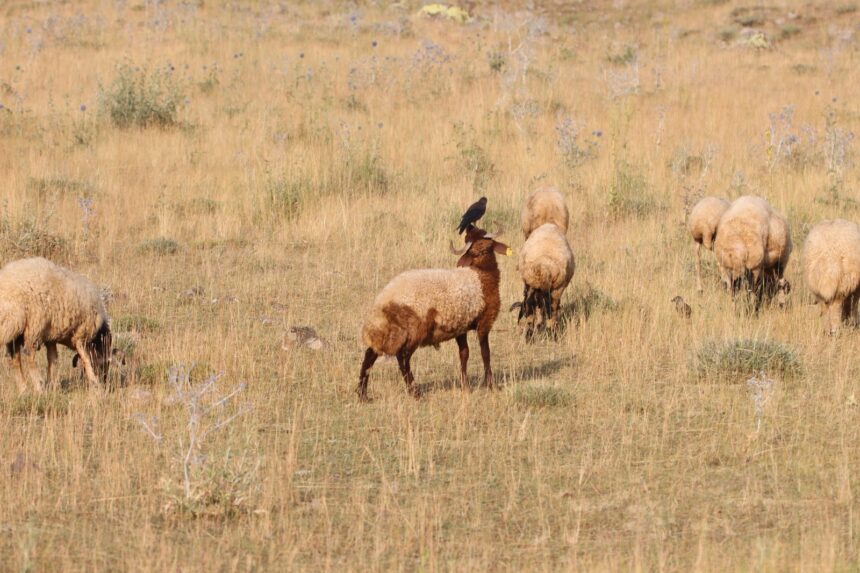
<box><xmin>99</xmin><ymin>64</ymin><xmax>183</xmax><ymax>129</ymax></box>
<box><xmin>606</xmin><ymin>43</ymin><xmax>637</xmax><ymax>65</ymax></box>
<box><xmin>347</xmin><ymin>152</ymin><xmax>389</xmax><ymax>194</ymax></box>
<box><xmin>114</xmin><ymin>314</ymin><xmax>161</xmax><ymax>333</ymax></box>
<box><xmin>10</xmin><ymin>393</ymin><xmax>69</xmax><ymax>417</ymax></box>
<box><xmin>487</xmin><ymin>51</ymin><xmax>506</xmax><ymax>72</ymax></box>
<box><xmin>718</xmin><ymin>25</ymin><xmax>739</xmax><ymax>42</ymax></box>
<box><xmin>27</xmin><ymin>177</ymin><xmax>95</xmax><ymax>198</ymax></box>
<box><xmin>513</xmin><ymin>384</ymin><xmax>573</xmax><ymax>409</ymax></box>
<box><xmin>606</xmin><ymin>160</ymin><xmax>653</xmax><ymax>220</ymax></box>
<box><xmin>138</xmin><ymin>237</ymin><xmax>180</xmax><ymax>256</ymax></box>
<box><xmin>451</xmin><ymin>122</ymin><xmax>495</xmax><ymax>192</ymax></box>
<box><xmin>778</xmin><ymin>24</ymin><xmax>802</xmax><ymax>40</ymax></box>
<box><xmin>694</xmin><ymin>339</ymin><xmax>802</xmax><ymax>381</ymax></box>
<box><xmin>565</xmin><ymin>283</ymin><xmax>619</xmax><ymax>321</ymax></box>
<box><xmin>263</xmin><ymin>177</ymin><xmax>313</xmax><ymax>220</ymax></box>
<box><xmin>136</xmin><ymin>361</ymin><xmax>210</xmax><ymax>386</ymax></box>
<box><xmin>0</xmin><ymin>212</ymin><xmax>68</xmax><ymax>261</ymax></box>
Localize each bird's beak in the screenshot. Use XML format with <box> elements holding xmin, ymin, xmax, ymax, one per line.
<box><xmin>505</xmin><ymin>247</ymin><xmax>513</xmax><ymax>256</ymax></box>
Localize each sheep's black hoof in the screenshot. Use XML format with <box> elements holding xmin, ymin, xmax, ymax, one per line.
<box><xmin>356</xmin><ymin>387</ymin><xmax>371</xmax><ymax>403</ymax></box>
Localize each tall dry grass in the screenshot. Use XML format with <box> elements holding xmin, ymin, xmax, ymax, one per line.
<box><xmin>0</xmin><ymin>0</ymin><xmax>859</xmax><ymax>570</ymax></box>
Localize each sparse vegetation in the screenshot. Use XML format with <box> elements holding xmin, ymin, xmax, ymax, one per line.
<box><xmin>99</xmin><ymin>64</ymin><xmax>183</xmax><ymax>129</ymax></box>
<box><xmin>694</xmin><ymin>339</ymin><xmax>802</xmax><ymax>381</ymax></box>
<box><xmin>1</xmin><ymin>0</ymin><xmax>859</xmax><ymax>570</ymax></box>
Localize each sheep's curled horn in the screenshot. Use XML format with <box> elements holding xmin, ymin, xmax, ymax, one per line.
<box><xmin>449</xmin><ymin>241</ymin><xmax>472</xmax><ymax>256</ymax></box>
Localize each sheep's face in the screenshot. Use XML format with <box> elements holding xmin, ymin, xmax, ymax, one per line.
<box><xmin>74</xmin><ymin>323</ymin><xmax>112</xmax><ymax>382</ymax></box>
<box><xmin>456</xmin><ymin>238</ymin><xmax>512</xmax><ymax>268</ymax></box>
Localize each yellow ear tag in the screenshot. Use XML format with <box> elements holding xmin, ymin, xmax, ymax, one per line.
<box><xmin>506</xmin><ymin>247</ymin><xmax>513</xmax><ymax>256</ymax></box>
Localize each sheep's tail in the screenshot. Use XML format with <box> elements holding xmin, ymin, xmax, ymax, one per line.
<box><xmin>0</xmin><ymin>301</ymin><xmax>26</xmax><ymax>347</ymax></box>
<box><xmin>807</xmin><ymin>256</ymin><xmax>843</xmax><ymax>302</ymax></box>
<box><xmin>361</xmin><ymin>310</ymin><xmax>406</xmax><ymax>356</ymax></box>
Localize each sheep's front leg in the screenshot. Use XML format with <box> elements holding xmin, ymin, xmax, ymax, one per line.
<box><xmin>73</xmin><ymin>341</ymin><xmax>99</xmax><ymax>386</ymax></box>
<box><xmin>478</xmin><ymin>333</ymin><xmax>494</xmax><ymax>389</ymax></box>
<box><xmin>45</xmin><ymin>343</ymin><xmax>58</xmax><ymax>389</ymax></box>
<box><xmin>827</xmin><ymin>300</ymin><xmax>843</xmax><ymax>335</ymax></box>
<box><xmin>455</xmin><ymin>334</ymin><xmax>469</xmax><ymax>389</ymax></box>
<box><xmin>357</xmin><ymin>348</ymin><xmax>377</xmax><ymax>402</ymax></box>
<box><xmin>396</xmin><ymin>347</ymin><xmax>418</xmax><ymax>397</ymax></box>
<box><xmin>23</xmin><ymin>346</ymin><xmax>44</xmax><ymax>393</ymax></box>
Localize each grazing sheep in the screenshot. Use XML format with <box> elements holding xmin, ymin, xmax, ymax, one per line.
<box><xmin>713</xmin><ymin>196</ymin><xmax>773</xmax><ymax>304</ymax></box>
<box><xmin>687</xmin><ymin>196</ymin><xmax>730</xmax><ymax>292</ymax></box>
<box><xmin>357</xmin><ymin>227</ymin><xmax>511</xmax><ymax>401</ymax></box>
<box><xmin>764</xmin><ymin>208</ymin><xmax>793</xmax><ymax>307</ymax></box>
<box><xmin>803</xmin><ymin>219</ymin><xmax>860</xmax><ymax>334</ymax></box>
<box><xmin>516</xmin><ymin>223</ymin><xmax>575</xmax><ymax>339</ymax></box>
<box><xmin>0</xmin><ymin>257</ymin><xmax>112</xmax><ymax>393</ymax></box>
<box><xmin>521</xmin><ymin>186</ymin><xmax>569</xmax><ymax>239</ymax></box>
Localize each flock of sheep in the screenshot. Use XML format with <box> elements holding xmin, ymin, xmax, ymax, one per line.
<box><xmin>690</xmin><ymin>193</ymin><xmax>860</xmax><ymax>334</ymax></box>
<box><xmin>358</xmin><ymin>187</ymin><xmax>574</xmax><ymax>401</ymax></box>
<box><xmin>1</xmin><ymin>187</ymin><xmax>858</xmax><ymax>399</ymax></box>
<box><xmin>359</xmin><ymin>188</ymin><xmax>860</xmax><ymax>401</ymax></box>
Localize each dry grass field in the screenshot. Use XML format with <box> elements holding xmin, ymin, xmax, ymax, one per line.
<box><xmin>0</xmin><ymin>0</ymin><xmax>859</xmax><ymax>570</ymax></box>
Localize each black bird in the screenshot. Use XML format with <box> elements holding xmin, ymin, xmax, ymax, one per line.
<box><xmin>457</xmin><ymin>197</ymin><xmax>487</xmax><ymax>234</ymax></box>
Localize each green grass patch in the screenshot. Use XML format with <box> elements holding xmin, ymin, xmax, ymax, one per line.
<box><xmin>694</xmin><ymin>338</ymin><xmax>802</xmax><ymax>381</ymax></box>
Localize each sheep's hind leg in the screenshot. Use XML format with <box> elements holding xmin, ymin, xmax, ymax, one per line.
<box><xmin>23</xmin><ymin>346</ymin><xmax>44</xmax><ymax>394</ymax></box>
<box><xmin>694</xmin><ymin>242</ymin><xmax>703</xmax><ymax>293</ymax></box>
<box><xmin>7</xmin><ymin>348</ymin><xmax>26</xmax><ymax>394</ymax></box>
<box><xmin>456</xmin><ymin>334</ymin><xmax>469</xmax><ymax>390</ymax></box>
<box><xmin>478</xmin><ymin>332</ymin><xmax>495</xmax><ymax>390</ymax></box>
<box><xmin>396</xmin><ymin>348</ymin><xmax>418</xmax><ymax>398</ymax></box>
<box><xmin>357</xmin><ymin>348</ymin><xmax>378</xmax><ymax>402</ymax></box>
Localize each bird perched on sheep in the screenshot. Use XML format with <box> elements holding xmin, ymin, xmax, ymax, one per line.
<box><xmin>515</xmin><ymin>223</ymin><xmax>575</xmax><ymax>339</ymax></box>
<box><xmin>0</xmin><ymin>257</ymin><xmax>112</xmax><ymax>392</ymax></box>
<box><xmin>358</xmin><ymin>226</ymin><xmax>511</xmax><ymax>401</ymax></box>
<box><xmin>687</xmin><ymin>196</ymin><xmax>729</xmax><ymax>292</ymax></box>
<box><xmin>457</xmin><ymin>197</ymin><xmax>487</xmax><ymax>235</ymax></box>
<box><xmin>714</xmin><ymin>195</ymin><xmax>791</xmax><ymax>308</ymax></box>
<box><xmin>521</xmin><ymin>186</ymin><xmax>569</xmax><ymax>239</ymax></box>
<box><xmin>803</xmin><ymin>219</ymin><xmax>860</xmax><ymax>334</ymax></box>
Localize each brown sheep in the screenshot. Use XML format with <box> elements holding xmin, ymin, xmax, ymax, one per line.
<box><xmin>357</xmin><ymin>226</ymin><xmax>511</xmax><ymax>401</ymax></box>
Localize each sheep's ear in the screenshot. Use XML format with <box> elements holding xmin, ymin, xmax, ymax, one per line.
<box><xmin>457</xmin><ymin>253</ymin><xmax>473</xmax><ymax>267</ymax></box>
<box><xmin>493</xmin><ymin>242</ymin><xmax>512</xmax><ymax>256</ymax></box>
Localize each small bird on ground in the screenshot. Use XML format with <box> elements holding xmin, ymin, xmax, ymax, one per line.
<box><xmin>457</xmin><ymin>196</ymin><xmax>487</xmax><ymax>234</ymax></box>
<box><xmin>671</xmin><ymin>296</ymin><xmax>692</xmax><ymax>319</ymax></box>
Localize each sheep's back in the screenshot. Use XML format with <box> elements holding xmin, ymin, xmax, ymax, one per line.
<box><xmin>0</xmin><ymin>257</ymin><xmax>106</xmax><ymax>344</ymax></box>
<box><xmin>714</xmin><ymin>198</ymin><xmax>770</xmax><ymax>272</ymax></box>
<box><xmin>688</xmin><ymin>197</ymin><xmax>729</xmax><ymax>248</ymax></box>
<box><xmin>518</xmin><ymin>223</ymin><xmax>575</xmax><ymax>291</ymax></box>
<box><xmin>766</xmin><ymin>211</ymin><xmax>792</xmax><ymax>269</ymax></box>
<box><xmin>521</xmin><ymin>187</ymin><xmax>569</xmax><ymax>238</ymax></box>
<box><xmin>362</xmin><ymin>268</ymin><xmax>484</xmax><ymax>353</ymax></box>
<box><xmin>803</xmin><ymin>219</ymin><xmax>860</xmax><ymax>303</ymax></box>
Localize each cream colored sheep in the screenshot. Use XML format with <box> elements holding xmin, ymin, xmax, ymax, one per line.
<box><xmin>0</xmin><ymin>257</ymin><xmax>112</xmax><ymax>392</ymax></box>
<box><xmin>687</xmin><ymin>196</ymin><xmax>729</xmax><ymax>292</ymax></box>
<box><xmin>714</xmin><ymin>195</ymin><xmax>772</xmax><ymax>305</ymax></box>
<box><xmin>803</xmin><ymin>219</ymin><xmax>860</xmax><ymax>334</ymax></box>
<box><xmin>521</xmin><ymin>186</ymin><xmax>569</xmax><ymax>238</ymax></box>
<box><xmin>764</xmin><ymin>208</ymin><xmax>792</xmax><ymax>307</ymax></box>
<box><xmin>715</xmin><ymin>196</ymin><xmax>792</xmax><ymax>307</ymax></box>
<box><xmin>516</xmin><ymin>223</ymin><xmax>575</xmax><ymax>338</ymax></box>
<box><xmin>358</xmin><ymin>228</ymin><xmax>511</xmax><ymax>401</ymax></box>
